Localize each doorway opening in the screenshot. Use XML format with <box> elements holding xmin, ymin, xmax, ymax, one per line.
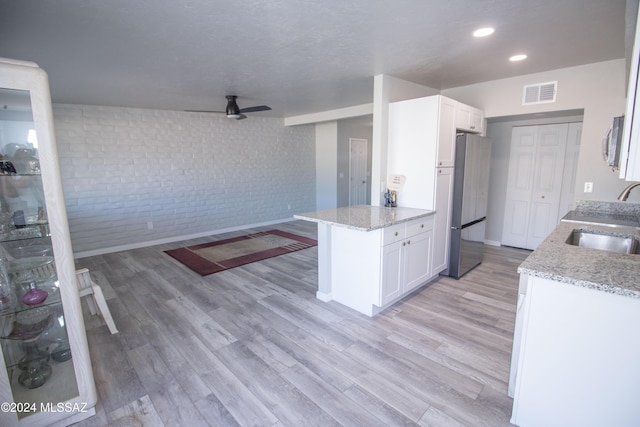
<box><xmin>337</xmin><ymin>116</ymin><xmax>373</xmax><ymax>207</ymax></box>
<box><xmin>483</xmin><ymin>109</ymin><xmax>584</xmax><ymax>250</ymax></box>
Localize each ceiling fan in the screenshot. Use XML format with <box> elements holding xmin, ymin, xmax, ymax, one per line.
<box><xmin>187</xmin><ymin>95</ymin><xmax>271</xmax><ymax>120</ymax></box>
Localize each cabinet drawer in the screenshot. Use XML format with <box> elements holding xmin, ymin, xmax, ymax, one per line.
<box><xmin>406</xmin><ymin>217</ymin><xmax>433</xmax><ymax>237</ymax></box>
<box><xmin>383</xmin><ymin>223</ymin><xmax>405</xmax><ymax>245</ymax></box>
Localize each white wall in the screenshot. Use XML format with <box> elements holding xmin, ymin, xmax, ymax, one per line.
<box><xmin>53</xmin><ymin>104</ymin><xmax>315</xmax><ymax>257</ymax></box>
<box><xmin>315</xmin><ymin>121</ymin><xmax>338</xmax><ymax>210</ymax></box>
<box><xmin>442</xmin><ymin>59</ymin><xmax>629</xmax><ymax>203</ymax></box>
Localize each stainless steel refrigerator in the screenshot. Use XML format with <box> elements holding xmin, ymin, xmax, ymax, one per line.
<box><xmin>448</xmin><ymin>133</ymin><xmax>492</xmax><ymax>279</ymax></box>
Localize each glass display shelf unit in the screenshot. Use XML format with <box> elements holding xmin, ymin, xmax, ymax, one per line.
<box><xmin>0</xmin><ymin>224</ymin><xmax>51</xmax><ymax>244</ymax></box>
<box><xmin>0</xmin><ymin>58</ymin><xmax>96</xmax><ymax>426</ymax></box>
<box><xmin>0</xmin><ymin>142</ymin><xmax>77</xmax><ymax>419</ymax></box>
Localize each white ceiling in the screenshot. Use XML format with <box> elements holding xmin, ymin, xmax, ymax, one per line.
<box><xmin>0</xmin><ymin>0</ymin><xmax>632</xmax><ymax>118</ymax></box>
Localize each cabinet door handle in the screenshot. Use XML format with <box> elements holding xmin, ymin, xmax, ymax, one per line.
<box><xmin>394</xmin><ymin>231</ymin><xmax>399</xmax><ymax>236</ymax></box>
<box><xmin>420</xmin><ymin>224</ymin><xmax>424</xmax><ymax>228</ymax></box>
<box><xmin>403</xmin><ymin>242</ymin><xmax>406</xmax><ymax>246</ymax></box>
<box><xmin>407</xmin><ymin>240</ymin><xmax>411</xmax><ymax>245</ymax></box>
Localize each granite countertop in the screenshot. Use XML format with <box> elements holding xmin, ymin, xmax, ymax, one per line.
<box><xmin>561</xmin><ymin>210</ymin><xmax>640</xmax><ymax>228</ymax></box>
<box><xmin>518</xmin><ymin>220</ymin><xmax>640</xmax><ymax>298</ymax></box>
<box><xmin>294</xmin><ymin>205</ymin><xmax>435</xmax><ymax>231</ymax></box>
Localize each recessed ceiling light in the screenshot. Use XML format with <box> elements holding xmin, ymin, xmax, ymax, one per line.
<box><xmin>509</xmin><ymin>54</ymin><xmax>528</xmax><ymax>62</ymax></box>
<box><xmin>473</xmin><ymin>27</ymin><xmax>495</xmax><ymax>38</ymax></box>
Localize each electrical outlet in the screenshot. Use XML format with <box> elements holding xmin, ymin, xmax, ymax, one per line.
<box><xmin>584</xmin><ymin>182</ymin><xmax>593</xmax><ymax>193</ymax></box>
<box><xmin>287</xmin><ymin>204</ymin><xmax>291</xmax><ymax>210</ymax></box>
<box><xmin>147</xmin><ymin>221</ymin><xmax>153</xmax><ymax>230</ymax></box>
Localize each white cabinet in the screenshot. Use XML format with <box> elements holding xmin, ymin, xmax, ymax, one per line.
<box><xmin>620</xmin><ymin>7</ymin><xmax>640</xmax><ymax>181</ymax></box>
<box><xmin>437</xmin><ymin>97</ymin><xmax>457</xmax><ymax>167</ymax></box>
<box><xmin>388</xmin><ymin>96</ymin><xmax>441</xmax><ymax>209</ymax></box>
<box><xmin>455</xmin><ymin>102</ymin><xmax>485</xmax><ymax>134</ymax></box>
<box><xmin>331</xmin><ymin>216</ymin><xmax>434</xmax><ymax>316</ymax></box>
<box><xmin>388</xmin><ymin>95</ymin><xmax>458</xmax><ymax>208</ymax></box>
<box><xmin>402</xmin><ymin>227</ymin><xmax>432</xmax><ymax>292</ymax></box>
<box><xmin>431</xmin><ymin>168</ymin><xmax>454</xmax><ymax>274</ymax></box>
<box><xmin>0</xmin><ymin>60</ymin><xmax>96</xmax><ymax>425</ymax></box>
<box><xmin>380</xmin><ymin>239</ymin><xmax>403</xmax><ymax>304</ymax></box>
<box><xmin>380</xmin><ymin>218</ymin><xmax>433</xmax><ymax>306</ymax></box>
<box><xmin>510</xmin><ymin>274</ymin><xmax>640</xmax><ymax>426</ymax></box>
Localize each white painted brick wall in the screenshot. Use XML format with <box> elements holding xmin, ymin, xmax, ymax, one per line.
<box><xmin>52</xmin><ymin>104</ymin><xmax>315</xmax><ymax>256</ymax></box>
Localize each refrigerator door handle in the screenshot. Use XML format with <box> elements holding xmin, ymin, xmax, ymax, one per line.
<box><xmin>460</xmin><ymin>217</ymin><xmax>487</xmax><ymax>230</ymax></box>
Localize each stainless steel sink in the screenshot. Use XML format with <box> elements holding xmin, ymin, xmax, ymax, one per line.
<box><xmin>566</xmin><ymin>229</ymin><xmax>640</xmax><ymax>254</ymax></box>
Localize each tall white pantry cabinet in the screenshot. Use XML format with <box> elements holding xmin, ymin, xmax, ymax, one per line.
<box><xmin>0</xmin><ymin>58</ymin><xmax>97</xmax><ymax>426</ymax></box>
<box><xmin>387</xmin><ymin>95</ymin><xmax>484</xmax><ymax>275</ymax></box>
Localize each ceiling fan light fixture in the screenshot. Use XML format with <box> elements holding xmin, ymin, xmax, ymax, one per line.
<box><xmin>473</xmin><ymin>27</ymin><xmax>494</xmax><ymax>38</ymax></box>
<box><xmin>225</xmin><ymin>95</ymin><xmax>241</xmax><ymax>118</ymax></box>
<box><xmin>510</xmin><ymin>54</ymin><xmax>528</xmax><ymax>62</ymax></box>
<box><xmin>185</xmin><ymin>95</ymin><xmax>269</xmax><ymax>119</ymax></box>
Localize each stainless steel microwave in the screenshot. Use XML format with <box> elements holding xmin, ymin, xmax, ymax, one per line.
<box><xmin>603</xmin><ymin>115</ymin><xmax>624</xmax><ymax>169</ymax></box>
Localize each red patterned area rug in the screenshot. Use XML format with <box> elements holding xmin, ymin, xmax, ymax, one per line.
<box><xmin>164</xmin><ymin>229</ymin><xmax>317</xmax><ymax>276</ymax></box>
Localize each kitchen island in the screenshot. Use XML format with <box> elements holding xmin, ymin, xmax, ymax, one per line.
<box><xmin>294</xmin><ymin>205</ymin><xmax>436</xmax><ymax>316</ymax></box>
<box><xmin>509</xmin><ymin>204</ymin><xmax>640</xmax><ymax>427</ymax></box>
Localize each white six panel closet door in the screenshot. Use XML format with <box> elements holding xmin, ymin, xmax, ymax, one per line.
<box><xmin>501</xmin><ymin>123</ymin><xmax>576</xmax><ymax>250</ymax></box>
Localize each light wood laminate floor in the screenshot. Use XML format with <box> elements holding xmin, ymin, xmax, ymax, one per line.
<box><xmin>72</xmin><ymin>220</ymin><xmax>530</xmax><ymax>427</ymax></box>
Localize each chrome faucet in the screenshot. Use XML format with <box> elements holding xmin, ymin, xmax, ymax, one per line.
<box><xmin>617</xmin><ymin>182</ymin><xmax>640</xmax><ymax>201</ymax></box>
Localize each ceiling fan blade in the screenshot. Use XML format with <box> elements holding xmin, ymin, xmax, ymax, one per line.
<box><xmin>238</xmin><ymin>105</ymin><xmax>271</xmax><ymax>113</ymax></box>
<box><xmin>236</xmin><ymin>114</ymin><xmax>248</xmax><ymax>120</ymax></box>
<box><xmin>184</xmin><ymin>110</ymin><xmax>226</xmax><ymax>114</ymax></box>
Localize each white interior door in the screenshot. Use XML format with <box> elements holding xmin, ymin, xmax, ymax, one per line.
<box><xmin>502</xmin><ymin>124</ymin><xmax>569</xmax><ymax>250</ymax></box>
<box><xmin>557</xmin><ymin>122</ymin><xmax>582</xmax><ymax>223</ymax></box>
<box><xmin>502</xmin><ymin>126</ymin><xmax>537</xmax><ymax>248</ymax></box>
<box><xmin>349</xmin><ymin>138</ymin><xmax>368</xmax><ymax>205</ymax></box>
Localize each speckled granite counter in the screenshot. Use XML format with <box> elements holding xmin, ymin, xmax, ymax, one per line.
<box><xmin>518</xmin><ymin>221</ymin><xmax>640</xmax><ymax>298</ymax></box>
<box><xmin>294</xmin><ymin>205</ymin><xmax>435</xmax><ymax>231</ymax></box>
<box><xmin>561</xmin><ymin>200</ymin><xmax>640</xmax><ymax>228</ymax></box>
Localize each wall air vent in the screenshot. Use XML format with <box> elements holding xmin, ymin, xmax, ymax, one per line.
<box><xmin>523</xmin><ymin>81</ymin><xmax>557</xmax><ymax>105</ymax></box>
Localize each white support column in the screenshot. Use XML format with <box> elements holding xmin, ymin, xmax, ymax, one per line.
<box><xmin>315</xmin><ymin>222</ymin><xmax>333</xmax><ymax>301</ymax></box>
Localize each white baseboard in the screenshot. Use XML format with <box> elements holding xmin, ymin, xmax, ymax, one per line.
<box><xmin>74</xmin><ymin>217</ymin><xmax>296</xmax><ymax>259</ymax></box>
<box><xmin>316</xmin><ymin>291</ymin><xmax>333</xmax><ymax>302</ymax></box>
<box><xmin>484</xmin><ymin>240</ymin><xmax>502</xmax><ymax>247</ymax></box>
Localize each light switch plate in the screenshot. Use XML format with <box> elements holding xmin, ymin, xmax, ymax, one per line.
<box><xmin>584</xmin><ymin>182</ymin><xmax>593</xmax><ymax>193</ymax></box>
